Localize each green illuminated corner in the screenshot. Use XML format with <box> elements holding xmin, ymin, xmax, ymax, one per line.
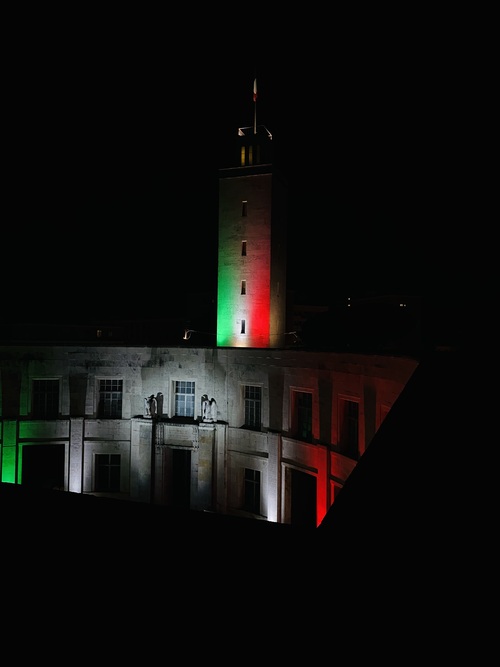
<box><xmin>1</xmin><ymin>421</ymin><xmax>18</xmax><ymax>483</ymax></box>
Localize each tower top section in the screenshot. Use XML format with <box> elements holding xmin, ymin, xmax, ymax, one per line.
<box><xmin>220</xmin><ymin>124</ymin><xmax>274</xmax><ymax>172</ymax></box>
<box><xmin>237</xmin><ymin>125</ymin><xmax>272</xmax><ymax>140</ymax></box>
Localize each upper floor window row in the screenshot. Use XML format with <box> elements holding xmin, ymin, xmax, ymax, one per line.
<box><xmin>29</xmin><ymin>379</ymin><xmax>199</xmax><ymax>421</ymax></box>
<box><xmin>28</xmin><ymin>379</ymin><xmax>360</xmax><ymax>452</ymax></box>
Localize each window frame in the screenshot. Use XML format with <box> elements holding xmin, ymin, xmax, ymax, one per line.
<box><xmin>94</xmin><ymin>453</ymin><xmax>121</xmax><ymax>492</ymax></box>
<box><xmin>337</xmin><ymin>395</ymin><xmax>360</xmax><ymax>459</ymax></box>
<box><xmin>97</xmin><ymin>377</ymin><xmax>123</xmax><ymax>419</ymax></box>
<box><xmin>291</xmin><ymin>389</ymin><xmax>313</xmax><ymax>442</ymax></box>
<box><xmin>243</xmin><ymin>468</ymin><xmax>261</xmax><ymax>515</ymax></box>
<box><xmin>31</xmin><ymin>377</ymin><xmax>61</xmax><ymax>419</ymax></box>
<box><xmin>173</xmin><ymin>380</ymin><xmax>196</xmax><ymax>419</ymax></box>
<box><xmin>242</xmin><ymin>384</ymin><xmax>262</xmax><ymax>430</ymax></box>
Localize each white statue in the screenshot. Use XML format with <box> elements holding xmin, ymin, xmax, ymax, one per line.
<box><xmin>209</xmin><ymin>397</ymin><xmax>217</xmax><ymax>422</ymax></box>
<box><xmin>145</xmin><ymin>394</ymin><xmax>157</xmax><ymax>418</ymax></box>
<box><xmin>202</xmin><ymin>394</ymin><xmax>209</xmax><ymax>421</ymax></box>
<box><xmin>201</xmin><ymin>395</ymin><xmax>217</xmax><ymax>422</ymax></box>
<box><xmin>156</xmin><ymin>392</ymin><xmax>163</xmax><ymax>417</ymax></box>
<box><xmin>149</xmin><ymin>395</ymin><xmax>157</xmax><ymax>417</ymax></box>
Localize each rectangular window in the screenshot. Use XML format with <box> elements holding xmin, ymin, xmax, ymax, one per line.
<box><xmin>241</xmin><ymin>241</ymin><xmax>247</xmax><ymax>256</ymax></box>
<box><xmin>32</xmin><ymin>379</ymin><xmax>59</xmax><ymax>419</ymax></box>
<box><xmin>244</xmin><ymin>385</ymin><xmax>261</xmax><ymax>429</ymax></box>
<box><xmin>241</xmin><ymin>280</ymin><xmax>246</xmax><ymax>295</ymax></box>
<box><xmin>242</xmin><ymin>201</ymin><xmax>248</xmax><ymax>217</ymax></box>
<box><xmin>294</xmin><ymin>391</ymin><xmax>313</xmax><ymax>441</ymax></box>
<box><xmin>98</xmin><ymin>379</ymin><xmax>123</xmax><ymax>418</ymax></box>
<box><xmin>241</xmin><ymin>319</ymin><xmax>246</xmax><ymax>334</ymax></box>
<box><xmin>380</xmin><ymin>404</ymin><xmax>391</xmax><ymax>427</ymax></box>
<box><xmin>339</xmin><ymin>398</ymin><xmax>359</xmax><ymax>459</ymax></box>
<box><xmin>95</xmin><ymin>454</ymin><xmax>120</xmax><ymax>492</ymax></box>
<box><xmin>175</xmin><ymin>381</ymin><xmax>195</xmax><ymax>418</ymax></box>
<box><xmin>333</xmin><ymin>484</ymin><xmax>343</xmax><ymax>502</ymax></box>
<box><xmin>244</xmin><ymin>468</ymin><xmax>261</xmax><ymax>515</ymax></box>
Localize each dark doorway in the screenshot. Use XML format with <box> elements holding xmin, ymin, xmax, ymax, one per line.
<box><xmin>172</xmin><ymin>449</ymin><xmax>191</xmax><ymax>509</ymax></box>
<box><xmin>22</xmin><ymin>444</ymin><xmax>65</xmax><ymax>490</ymax></box>
<box><xmin>290</xmin><ymin>469</ymin><xmax>317</xmax><ymax>528</ymax></box>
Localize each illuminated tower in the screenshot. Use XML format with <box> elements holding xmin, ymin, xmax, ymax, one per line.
<box><xmin>216</xmin><ymin>116</ymin><xmax>287</xmax><ymax>348</ymax></box>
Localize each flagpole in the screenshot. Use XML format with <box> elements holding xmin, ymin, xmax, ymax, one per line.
<box><xmin>253</xmin><ymin>78</ymin><xmax>257</xmax><ymax>134</ymax></box>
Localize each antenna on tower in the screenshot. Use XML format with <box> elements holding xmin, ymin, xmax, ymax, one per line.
<box><xmin>253</xmin><ymin>76</ymin><xmax>257</xmax><ymax>134</ymax></box>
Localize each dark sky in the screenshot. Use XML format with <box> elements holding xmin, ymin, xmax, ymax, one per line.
<box><xmin>4</xmin><ymin>14</ymin><xmax>481</xmax><ymax>326</ymax></box>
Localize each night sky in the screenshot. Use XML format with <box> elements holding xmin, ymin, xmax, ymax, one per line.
<box><xmin>4</xmin><ymin>13</ymin><xmax>481</xmax><ymax>327</ymax></box>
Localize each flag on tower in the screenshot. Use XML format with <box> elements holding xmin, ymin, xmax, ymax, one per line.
<box><xmin>253</xmin><ymin>78</ymin><xmax>257</xmax><ymax>102</ymax></box>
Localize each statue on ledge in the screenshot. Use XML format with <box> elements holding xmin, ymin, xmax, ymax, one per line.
<box><xmin>144</xmin><ymin>394</ymin><xmax>157</xmax><ymax>418</ymax></box>
<box><xmin>201</xmin><ymin>394</ymin><xmax>217</xmax><ymax>422</ymax></box>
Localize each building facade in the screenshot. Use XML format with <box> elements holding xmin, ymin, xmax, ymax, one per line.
<box><xmin>0</xmin><ymin>343</ymin><xmax>417</xmax><ymax>527</ymax></box>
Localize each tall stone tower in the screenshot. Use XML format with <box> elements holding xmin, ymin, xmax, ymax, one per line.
<box><xmin>216</xmin><ymin>90</ymin><xmax>287</xmax><ymax>348</ymax></box>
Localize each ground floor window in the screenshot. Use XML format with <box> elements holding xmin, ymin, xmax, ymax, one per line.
<box><xmin>244</xmin><ymin>468</ymin><xmax>261</xmax><ymax>514</ymax></box>
<box><xmin>95</xmin><ymin>454</ymin><xmax>120</xmax><ymax>492</ymax></box>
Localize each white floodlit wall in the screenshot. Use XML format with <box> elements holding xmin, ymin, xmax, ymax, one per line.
<box><xmin>0</xmin><ymin>344</ymin><xmax>418</xmax><ymax>525</ymax></box>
